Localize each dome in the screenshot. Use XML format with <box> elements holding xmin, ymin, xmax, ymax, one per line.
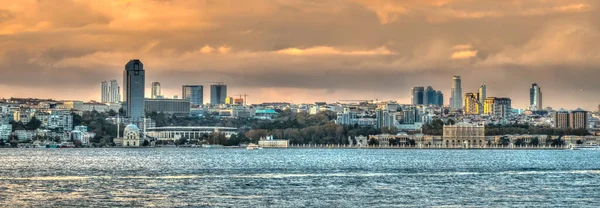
<box><xmin>124</xmin><ymin>124</ymin><xmax>140</xmax><ymax>134</ymax></box>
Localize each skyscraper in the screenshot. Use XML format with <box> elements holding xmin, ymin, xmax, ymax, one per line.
<box><xmin>110</xmin><ymin>80</ymin><xmax>120</xmax><ymax>102</ymax></box>
<box><xmin>425</xmin><ymin>86</ymin><xmax>437</xmax><ymax>105</ymax></box>
<box><xmin>530</xmin><ymin>83</ymin><xmax>543</xmax><ymax>111</ymax></box>
<box><xmin>451</xmin><ymin>76</ymin><xmax>462</xmax><ymax>110</ymax></box>
<box><xmin>478</xmin><ymin>84</ymin><xmax>486</xmax><ymax>106</ymax></box>
<box><xmin>123</xmin><ymin>59</ymin><xmax>145</xmax><ymax>120</ymax></box>
<box><xmin>101</xmin><ymin>81</ymin><xmax>109</xmax><ymax>103</ymax></box>
<box><xmin>182</xmin><ymin>85</ymin><xmax>204</xmax><ymax>105</ymax></box>
<box><xmin>210</xmin><ymin>84</ymin><xmax>227</xmax><ymax>105</ymax></box>
<box><xmin>151</xmin><ymin>82</ymin><xmax>161</xmax><ymax>99</ymax></box>
<box><xmin>411</xmin><ymin>87</ymin><xmax>425</xmax><ymax>105</ymax></box>
<box><xmin>436</xmin><ymin>91</ymin><xmax>444</xmax><ymax>106</ymax></box>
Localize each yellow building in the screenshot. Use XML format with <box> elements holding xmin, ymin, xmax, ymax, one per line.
<box><xmin>225</xmin><ymin>97</ymin><xmax>234</xmax><ymax>105</ymax></box>
<box><xmin>464</xmin><ymin>93</ymin><xmax>480</xmax><ymax>115</ymax></box>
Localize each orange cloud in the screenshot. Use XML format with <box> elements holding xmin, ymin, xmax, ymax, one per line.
<box><xmin>451</xmin><ymin>50</ymin><xmax>477</xmax><ymax>59</ymax></box>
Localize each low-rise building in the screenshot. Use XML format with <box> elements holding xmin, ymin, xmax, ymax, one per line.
<box><xmin>442</xmin><ymin>122</ymin><xmax>485</xmax><ymax>147</ymax></box>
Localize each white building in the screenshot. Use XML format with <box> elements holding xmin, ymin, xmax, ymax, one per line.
<box><xmin>48</xmin><ymin>111</ymin><xmax>73</xmax><ymax>131</ymax></box>
<box><xmin>0</xmin><ymin>124</ymin><xmax>11</xmax><ymax>140</ymax></box>
<box><xmin>122</xmin><ymin>124</ymin><xmax>141</xmax><ymax>147</ymax></box>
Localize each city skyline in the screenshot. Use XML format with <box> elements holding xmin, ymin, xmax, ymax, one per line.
<box><xmin>0</xmin><ymin>1</ymin><xmax>599</xmax><ymax>109</ymax></box>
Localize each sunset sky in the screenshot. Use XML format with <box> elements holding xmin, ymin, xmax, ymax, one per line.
<box><xmin>0</xmin><ymin>0</ymin><xmax>599</xmax><ymax>110</ymax></box>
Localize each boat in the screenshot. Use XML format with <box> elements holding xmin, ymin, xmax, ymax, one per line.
<box><xmin>571</xmin><ymin>144</ymin><xmax>599</xmax><ymax>150</ymax></box>
<box><xmin>246</xmin><ymin>143</ymin><xmax>262</xmax><ymax>150</ymax></box>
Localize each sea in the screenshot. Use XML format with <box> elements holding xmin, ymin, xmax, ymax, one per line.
<box><xmin>0</xmin><ymin>148</ymin><xmax>599</xmax><ymax>207</ymax></box>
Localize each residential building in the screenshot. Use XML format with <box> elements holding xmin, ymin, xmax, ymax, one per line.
<box><xmin>464</xmin><ymin>93</ymin><xmax>480</xmax><ymax>115</ymax></box>
<box><xmin>210</xmin><ymin>84</ymin><xmax>227</xmax><ymax>105</ymax></box>
<box><xmin>569</xmin><ymin>108</ymin><xmax>588</xmax><ymax>129</ymax></box>
<box><xmin>145</xmin><ymin>98</ymin><xmax>191</xmax><ymax>116</ymax></box>
<box><xmin>225</xmin><ymin>97</ymin><xmax>234</xmax><ymax>105</ymax></box>
<box><xmin>110</xmin><ymin>80</ymin><xmax>121</xmax><ymax>103</ymax></box>
<box><xmin>48</xmin><ymin>111</ymin><xmax>73</xmax><ymax>131</ymax></box>
<box><xmin>376</xmin><ymin>109</ymin><xmax>396</xmax><ymax>129</ymax></box>
<box><xmin>0</xmin><ymin>124</ymin><xmax>11</xmax><ymax>141</ymax></box>
<box><xmin>101</xmin><ymin>81</ymin><xmax>110</xmax><ymax>103</ymax></box>
<box><xmin>451</xmin><ymin>76</ymin><xmax>462</xmax><ymax>110</ymax></box>
<box><xmin>553</xmin><ymin>108</ymin><xmax>569</xmax><ymax>129</ymax></box>
<box><xmin>123</xmin><ymin>59</ymin><xmax>145</xmax><ymax>120</ymax></box>
<box><xmin>530</xmin><ymin>83</ymin><xmax>543</xmax><ymax>111</ymax></box>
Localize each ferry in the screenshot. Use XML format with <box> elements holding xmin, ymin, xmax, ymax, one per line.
<box><xmin>246</xmin><ymin>143</ymin><xmax>262</xmax><ymax>150</ymax></box>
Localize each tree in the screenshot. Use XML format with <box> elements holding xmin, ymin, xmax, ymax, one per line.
<box><xmin>142</xmin><ymin>140</ymin><xmax>150</xmax><ymax>146</ymax></box>
<box><xmin>576</xmin><ymin>140</ymin><xmax>583</xmax><ymax>145</ymax></box>
<box><xmin>54</xmin><ymin>136</ymin><xmax>61</xmax><ymax>143</ymax></box>
<box><xmin>529</xmin><ymin>137</ymin><xmax>540</xmax><ymax>146</ymax></box>
<box><xmin>177</xmin><ymin>138</ymin><xmax>188</xmax><ymax>145</ymax></box>
<box><xmin>0</xmin><ymin>139</ymin><xmax>5</xmax><ymax>147</ymax></box>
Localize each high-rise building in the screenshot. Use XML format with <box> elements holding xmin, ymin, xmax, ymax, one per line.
<box><xmin>451</xmin><ymin>76</ymin><xmax>462</xmax><ymax>110</ymax></box>
<box><xmin>569</xmin><ymin>108</ymin><xmax>588</xmax><ymax>129</ymax></box>
<box><xmin>376</xmin><ymin>109</ymin><xmax>396</xmax><ymax>129</ymax></box>
<box><xmin>484</xmin><ymin>97</ymin><xmax>512</xmax><ymax>118</ymax></box>
<box><xmin>553</xmin><ymin>108</ymin><xmax>570</xmax><ymax>129</ymax></box>
<box><xmin>479</xmin><ymin>84</ymin><xmax>486</xmax><ymax>109</ymax></box>
<box><xmin>436</xmin><ymin>91</ymin><xmax>444</xmax><ymax>106</ymax></box>
<box><xmin>151</xmin><ymin>82</ymin><xmax>161</xmax><ymax>99</ymax></box>
<box><xmin>123</xmin><ymin>59</ymin><xmax>145</xmax><ymax>120</ymax></box>
<box><xmin>182</xmin><ymin>85</ymin><xmax>204</xmax><ymax>105</ymax></box>
<box><xmin>210</xmin><ymin>84</ymin><xmax>227</xmax><ymax>105</ymax></box>
<box><xmin>425</xmin><ymin>86</ymin><xmax>437</xmax><ymax>105</ymax></box>
<box><xmin>110</xmin><ymin>80</ymin><xmax>120</xmax><ymax>102</ymax></box>
<box><xmin>101</xmin><ymin>81</ymin><xmax>110</xmax><ymax>103</ymax></box>
<box><xmin>411</xmin><ymin>87</ymin><xmax>425</xmax><ymax>105</ymax></box>
<box><xmin>530</xmin><ymin>83</ymin><xmax>543</xmax><ymax>111</ymax></box>
<box><xmin>464</xmin><ymin>93</ymin><xmax>480</xmax><ymax>115</ymax></box>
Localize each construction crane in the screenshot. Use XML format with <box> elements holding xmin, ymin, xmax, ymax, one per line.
<box><xmin>207</xmin><ymin>81</ymin><xmax>225</xmax><ymax>85</ymax></box>
<box><xmin>235</xmin><ymin>93</ymin><xmax>249</xmax><ymax>106</ymax></box>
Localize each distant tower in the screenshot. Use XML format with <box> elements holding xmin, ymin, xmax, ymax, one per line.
<box><xmin>123</xmin><ymin>59</ymin><xmax>145</xmax><ymax>120</ymax></box>
<box><xmin>101</xmin><ymin>81</ymin><xmax>110</xmax><ymax>103</ymax></box>
<box><xmin>451</xmin><ymin>76</ymin><xmax>462</xmax><ymax>110</ymax></box>
<box><xmin>210</xmin><ymin>84</ymin><xmax>227</xmax><ymax>105</ymax></box>
<box><xmin>182</xmin><ymin>85</ymin><xmax>204</xmax><ymax>105</ymax></box>
<box><xmin>479</xmin><ymin>84</ymin><xmax>486</xmax><ymax>105</ymax></box>
<box><xmin>151</xmin><ymin>82</ymin><xmax>161</xmax><ymax>99</ymax></box>
<box><xmin>530</xmin><ymin>83</ymin><xmax>543</xmax><ymax>111</ymax></box>
<box><xmin>110</xmin><ymin>80</ymin><xmax>120</xmax><ymax>102</ymax></box>
<box><xmin>410</xmin><ymin>87</ymin><xmax>425</xmax><ymax>105</ymax></box>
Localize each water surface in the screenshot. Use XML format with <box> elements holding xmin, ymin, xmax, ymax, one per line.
<box><xmin>0</xmin><ymin>148</ymin><xmax>599</xmax><ymax>207</ymax></box>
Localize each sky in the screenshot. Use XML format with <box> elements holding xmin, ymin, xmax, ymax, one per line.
<box><xmin>0</xmin><ymin>0</ymin><xmax>599</xmax><ymax>110</ymax></box>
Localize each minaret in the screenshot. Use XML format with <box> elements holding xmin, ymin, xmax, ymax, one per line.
<box><xmin>117</xmin><ymin>115</ymin><xmax>120</xmax><ymax>138</ymax></box>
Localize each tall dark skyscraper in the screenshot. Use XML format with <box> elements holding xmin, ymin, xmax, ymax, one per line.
<box><xmin>182</xmin><ymin>85</ymin><xmax>204</xmax><ymax>105</ymax></box>
<box><xmin>123</xmin><ymin>59</ymin><xmax>145</xmax><ymax>120</ymax></box>
<box><xmin>530</xmin><ymin>83</ymin><xmax>543</xmax><ymax>111</ymax></box>
<box><xmin>411</xmin><ymin>87</ymin><xmax>425</xmax><ymax>105</ymax></box>
<box><xmin>451</xmin><ymin>76</ymin><xmax>462</xmax><ymax>110</ymax></box>
<box><xmin>210</xmin><ymin>84</ymin><xmax>227</xmax><ymax>105</ymax></box>
<box><xmin>425</xmin><ymin>86</ymin><xmax>437</xmax><ymax>105</ymax></box>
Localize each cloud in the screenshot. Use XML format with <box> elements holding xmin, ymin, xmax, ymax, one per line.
<box><xmin>275</xmin><ymin>46</ymin><xmax>394</xmax><ymax>56</ymax></box>
<box><xmin>0</xmin><ymin>0</ymin><xmax>600</xmax><ymax>110</ymax></box>
<box><xmin>451</xmin><ymin>50</ymin><xmax>477</xmax><ymax>59</ymax></box>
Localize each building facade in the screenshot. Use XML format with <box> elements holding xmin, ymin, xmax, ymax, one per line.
<box><xmin>411</xmin><ymin>87</ymin><xmax>425</xmax><ymax>105</ymax></box>
<box><xmin>145</xmin><ymin>99</ymin><xmax>191</xmax><ymax>116</ymax></box>
<box><xmin>123</xmin><ymin>59</ymin><xmax>145</xmax><ymax>120</ymax></box>
<box><xmin>443</xmin><ymin>122</ymin><xmax>485</xmax><ymax>147</ymax></box>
